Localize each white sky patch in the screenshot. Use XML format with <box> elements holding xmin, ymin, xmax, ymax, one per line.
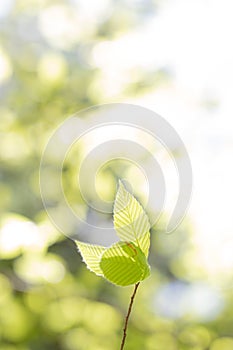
<box><xmin>92</xmin><ymin>0</ymin><xmax>233</xmax><ymax>98</ymax></box>
<box><xmin>0</xmin><ymin>0</ymin><xmax>14</xmax><ymax>18</ymax></box>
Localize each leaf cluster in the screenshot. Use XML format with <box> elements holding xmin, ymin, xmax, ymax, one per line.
<box><xmin>76</xmin><ymin>181</ymin><xmax>151</xmax><ymax>286</ymax></box>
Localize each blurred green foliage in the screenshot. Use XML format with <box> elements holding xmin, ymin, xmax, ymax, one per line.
<box><xmin>0</xmin><ymin>1</ymin><xmax>232</xmax><ymax>349</ymax></box>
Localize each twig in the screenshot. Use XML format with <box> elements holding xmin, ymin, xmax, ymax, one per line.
<box><xmin>120</xmin><ymin>282</ymin><xmax>140</xmax><ymax>350</ymax></box>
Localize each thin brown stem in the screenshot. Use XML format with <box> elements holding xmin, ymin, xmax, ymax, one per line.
<box><xmin>120</xmin><ymin>282</ymin><xmax>140</xmax><ymax>350</ymax></box>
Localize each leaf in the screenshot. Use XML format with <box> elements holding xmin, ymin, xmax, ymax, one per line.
<box><xmin>100</xmin><ymin>241</ymin><xmax>150</xmax><ymax>286</ymax></box>
<box><xmin>113</xmin><ymin>181</ymin><xmax>150</xmax><ymax>255</ymax></box>
<box><xmin>137</xmin><ymin>231</ymin><xmax>150</xmax><ymax>258</ymax></box>
<box><xmin>75</xmin><ymin>240</ymin><xmax>106</xmax><ymax>276</ymax></box>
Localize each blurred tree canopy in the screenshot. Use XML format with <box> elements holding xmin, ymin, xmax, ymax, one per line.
<box><xmin>0</xmin><ymin>1</ymin><xmax>232</xmax><ymax>349</ymax></box>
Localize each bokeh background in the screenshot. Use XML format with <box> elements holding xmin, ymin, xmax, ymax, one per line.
<box><xmin>0</xmin><ymin>0</ymin><xmax>233</xmax><ymax>349</ymax></box>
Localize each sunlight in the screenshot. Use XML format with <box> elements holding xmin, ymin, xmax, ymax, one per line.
<box><xmin>0</xmin><ymin>216</ymin><xmax>43</xmax><ymax>258</ymax></box>
<box><xmin>0</xmin><ymin>47</ymin><xmax>12</xmax><ymax>84</ymax></box>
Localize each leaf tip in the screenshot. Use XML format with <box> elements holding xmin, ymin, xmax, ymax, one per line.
<box><xmin>117</xmin><ymin>179</ymin><xmax>128</xmax><ymax>193</ymax></box>
<box><xmin>118</xmin><ymin>178</ymin><xmax>124</xmax><ymax>188</ymax></box>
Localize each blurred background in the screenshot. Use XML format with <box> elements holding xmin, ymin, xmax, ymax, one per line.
<box><xmin>0</xmin><ymin>0</ymin><xmax>233</xmax><ymax>349</ymax></box>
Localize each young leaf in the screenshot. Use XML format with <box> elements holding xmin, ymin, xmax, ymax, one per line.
<box><xmin>75</xmin><ymin>240</ymin><xmax>106</xmax><ymax>276</ymax></box>
<box><xmin>137</xmin><ymin>231</ymin><xmax>150</xmax><ymax>258</ymax></box>
<box><xmin>113</xmin><ymin>181</ymin><xmax>150</xmax><ymax>255</ymax></box>
<box><xmin>100</xmin><ymin>241</ymin><xmax>150</xmax><ymax>286</ymax></box>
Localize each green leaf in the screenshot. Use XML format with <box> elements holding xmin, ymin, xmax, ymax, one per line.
<box><xmin>137</xmin><ymin>231</ymin><xmax>150</xmax><ymax>258</ymax></box>
<box><xmin>100</xmin><ymin>241</ymin><xmax>150</xmax><ymax>286</ymax></box>
<box><xmin>113</xmin><ymin>181</ymin><xmax>150</xmax><ymax>255</ymax></box>
<box><xmin>75</xmin><ymin>240</ymin><xmax>106</xmax><ymax>276</ymax></box>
